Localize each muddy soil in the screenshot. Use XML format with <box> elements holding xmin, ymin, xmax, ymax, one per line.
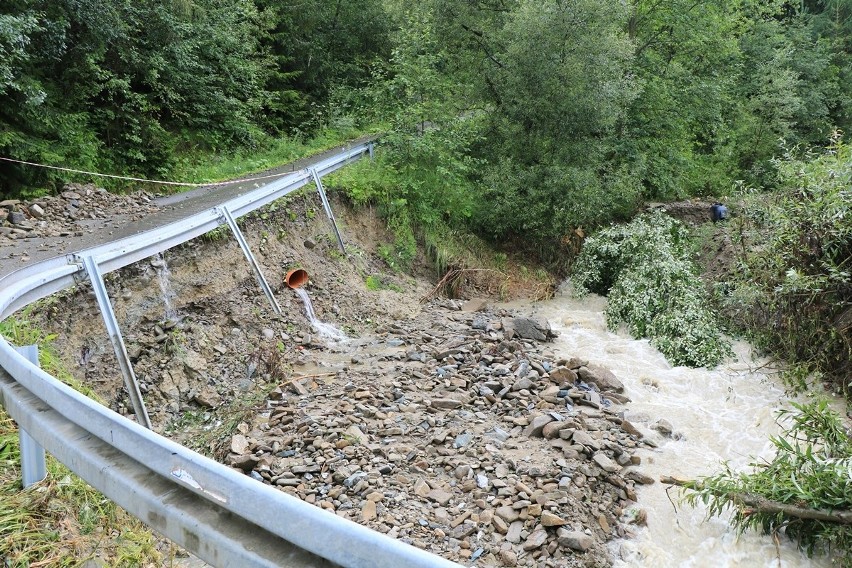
<box><xmin>24</xmin><ymin>193</ymin><xmax>662</xmax><ymax>567</ymax></box>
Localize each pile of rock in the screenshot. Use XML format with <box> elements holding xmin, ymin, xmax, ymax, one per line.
<box><xmin>222</xmin><ymin>302</ymin><xmax>653</xmax><ymax>567</ymax></box>
<box><xmin>0</xmin><ymin>183</ymin><xmax>158</xmax><ymax>242</ymax></box>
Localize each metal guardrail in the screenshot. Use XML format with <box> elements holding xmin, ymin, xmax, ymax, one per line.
<box><xmin>0</xmin><ymin>143</ymin><xmax>464</xmax><ymax>568</ymax></box>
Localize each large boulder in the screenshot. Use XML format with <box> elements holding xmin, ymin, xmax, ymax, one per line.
<box><xmin>502</xmin><ymin>317</ymin><xmax>558</xmax><ymax>341</ymax></box>
<box><xmin>578</xmin><ymin>364</ymin><xmax>625</xmax><ymax>393</ymax></box>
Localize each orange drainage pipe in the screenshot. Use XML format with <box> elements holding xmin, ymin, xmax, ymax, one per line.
<box><xmin>284</xmin><ymin>268</ymin><xmax>309</xmax><ymax>289</ymax></box>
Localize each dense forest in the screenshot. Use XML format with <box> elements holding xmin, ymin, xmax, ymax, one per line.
<box><xmin>1</xmin><ymin>0</ymin><xmax>849</xmax><ymax>202</ymax></box>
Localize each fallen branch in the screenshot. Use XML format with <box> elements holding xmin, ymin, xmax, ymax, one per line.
<box><xmin>661</xmin><ymin>475</ymin><xmax>852</xmax><ymax>525</ymax></box>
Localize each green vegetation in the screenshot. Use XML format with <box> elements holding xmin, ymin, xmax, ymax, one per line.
<box><xmin>365</xmin><ymin>274</ymin><xmax>402</xmax><ymax>292</ymax></box>
<box><xmin>0</xmin><ymin>411</ymin><xmax>162</xmax><ymax>567</ymax></box>
<box><xmin>572</xmin><ymin>211</ymin><xmax>731</xmax><ymax>367</ymax></box>
<box><xmin>0</xmin><ymin>0</ymin><xmax>388</xmax><ymax>195</ymax></box>
<box><xmin>719</xmin><ymin>136</ymin><xmax>852</xmax><ymax>392</ymax></box>
<box><xmin>0</xmin><ymin>309</ymin><xmax>98</xmax><ymax>398</ymax></box>
<box><xmin>682</xmin><ymin>400</ymin><xmax>852</xmax><ymax>563</ymax></box>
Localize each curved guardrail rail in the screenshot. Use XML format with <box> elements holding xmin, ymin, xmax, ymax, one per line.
<box><xmin>0</xmin><ymin>144</ymin><xmax>463</xmax><ymax>568</ymax></box>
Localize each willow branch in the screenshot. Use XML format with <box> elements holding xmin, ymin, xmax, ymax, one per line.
<box><xmin>661</xmin><ymin>475</ymin><xmax>852</xmax><ymax>525</ymax></box>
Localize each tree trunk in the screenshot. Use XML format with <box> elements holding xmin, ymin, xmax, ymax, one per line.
<box><xmin>661</xmin><ymin>475</ymin><xmax>852</xmax><ymax>525</ymax></box>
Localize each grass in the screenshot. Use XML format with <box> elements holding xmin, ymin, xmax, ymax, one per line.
<box><xmin>0</xmin><ymin>308</ymin><xmax>99</xmax><ymax>400</ymax></box>
<box><xmin>166</xmin><ymin>124</ymin><xmax>381</xmax><ymax>192</ymax></box>
<box><xmin>0</xmin><ymin>415</ymin><xmax>162</xmax><ymax>566</ymax></box>
<box><xmin>365</xmin><ymin>274</ymin><xmax>402</xmax><ymax>292</ymax></box>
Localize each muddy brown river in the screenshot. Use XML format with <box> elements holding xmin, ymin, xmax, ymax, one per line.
<box><xmin>516</xmin><ymin>287</ymin><xmax>835</xmax><ymax>567</ymax></box>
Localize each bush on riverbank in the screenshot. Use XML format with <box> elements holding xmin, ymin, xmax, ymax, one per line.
<box><xmin>720</xmin><ymin>135</ymin><xmax>852</xmax><ymax>392</ymax></box>
<box><xmin>571</xmin><ymin>211</ymin><xmax>731</xmax><ymax>367</ymax></box>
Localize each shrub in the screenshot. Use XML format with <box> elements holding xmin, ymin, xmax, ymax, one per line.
<box><xmin>721</xmin><ymin>134</ymin><xmax>851</xmax><ymax>389</ymax></box>
<box><xmin>572</xmin><ymin>210</ymin><xmax>731</xmax><ymax>367</ymax></box>
<box><xmin>683</xmin><ymin>400</ymin><xmax>852</xmax><ymax>563</ymax></box>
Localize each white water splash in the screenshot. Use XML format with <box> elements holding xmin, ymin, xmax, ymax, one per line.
<box><xmin>151</xmin><ymin>252</ymin><xmax>177</xmax><ymax>321</ymax></box>
<box><xmin>294</xmin><ymin>287</ymin><xmax>348</xmax><ymax>342</ymax></box>
<box><xmin>512</xmin><ymin>287</ymin><xmax>837</xmax><ymax>568</ymax></box>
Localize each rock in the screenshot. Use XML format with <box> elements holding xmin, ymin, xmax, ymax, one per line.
<box><xmin>653</xmin><ymin>418</ymin><xmax>673</xmax><ymax>436</ymax></box>
<box><xmin>9</xmin><ymin>211</ymin><xmax>26</xmax><ymax>225</ymax></box>
<box><xmin>540</xmin><ymin>511</ymin><xmax>567</xmax><ymax>527</ymax></box>
<box><xmin>511</xmin><ymin>377</ymin><xmax>534</xmax><ymax>391</ymax></box>
<box><xmin>29</xmin><ymin>203</ymin><xmax>45</xmax><ymax>218</ymax></box>
<box><xmin>506</xmin><ymin>521</ymin><xmax>524</xmax><ymax>544</ymax></box>
<box><xmin>548</xmin><ymin>367</ymin><xmax>578</xmax><ymax>384</ymax></box>
<box><xmin>361</xmin><ymin>500</ymin><xmax>378</xmax><ymax>521</ymax></box>
<box><xmin>523</xmin><ymin>528</ymin><xmax>548</xmax><ymax>550</ymax></box>
<box><xmin>624</xmin><ymin>469</ymin><xmax>655</xmax><ymax>485</ymax></box>
<box><xmin>541</xmin><ymin>421</ymin><xmax>566</xmax><ymax>439</ymax></box>
<box><xmin>461</xmin><ymin>298</ymin><xmax>488</xmax><ymax>312</ymax></box>
<box><xmin>262</xmin><ymin>328</ymin><xmax>275</xmax><ymax>340</ymax></box>
<box><xmin>346</xmin><ymin>425</ymin><xmax>368</xmax><ymax>445</ymax></box>
<box><xmin>488</xmin><ymin>428</ymin><xmax>511</xmax><ymax>443</ymax></box>
<box><xmin>557</xmin><ymin>529</ymin><xmax>593</xmax><ymax>552</ymax></box>
<box><xmin>578</xmin><ymin>364</ymin><xmax>624</xmax><ymax>393</ymax></box>
<box><xmin>430</xmin><ymin>398</ymin><xmax>464</xmax><ymax>410</ymax></box>
<box><xmin>476</xmin><ymin>474</ymin><xmax>489</xmax><ymax>489</ymax></box>
<box><xmin>620</xmin><ymin>418</ymin><xmax>643</xmax><ymax>437</ymax></box>
<box><xmin>502</xmin><ymin>316</ymin><xmax>557</xmax><ymax>341</ymax></box>
<box><xmin>492</xmin><ymin>515</ymin><xmax>509</xmax><ymax>534</ymax></box>
<box><xmin>498</xmin><ymin>549</ymin><xmax>518</xmax><ymax>566</ymax></box>
<box><xmin>414</xmin><ymin>479</ymin><xmax>431</xmax><ymax>498</ymax></box>
<box><xmin>183</xmin><ymin>351</ymin><xmax>208</xmax><ymax>377</ymax></box>
<box><xmin>231</xmin><ymin>434</ymin><xmax>250</xmax><ymax>454</ymax></box>
<box><xmin>496</xmin><ymin>506</ymin><xmax>520</xmax><ymax>523</ymax></box>
<box><xmin>522</xmin><ymin>414</ymin><xmax>554</xmax><ymax>438</ymax></box>
<box><xmin>453</xmin><ymin>433</ymin><xmax>473</xmax><ymax>448</ymax></box>
<box><xmin>193</xmin><ymin>386</ymin><xmax>221</xmax><ymax>408</ymax></box>
<box><xmin>572</xmin><ymin>430</ymin><xmax>601</xmax><ymax>450</ymax></box>
<box><xmin>451</xmin><ymin>523</ymin><xmax>476</xmax><ymax>539</ymax></box>
<box><xmin>304</xmin><ymin>238</ymin><xmax>316</xmax><ymax>249</ymax></box>
<box><xmin>426</xmin><ymin>489</ymin><xmax>453</xmax><ymax>505</ymax></box>
<box><xmin>230</xmin><ymin>453</ymin><xmax>259</xmax><ymax>471</ymax></box>
<box><xmin>592</xmin><ymin>453</ymin><xmax>621</xmax><ymax>473</ymax></box>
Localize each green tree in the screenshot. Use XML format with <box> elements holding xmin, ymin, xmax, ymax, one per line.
<box><xmin>473</xmin><ymin>0</ymin><xmax>640</xmax><ymax>253</ymax></box>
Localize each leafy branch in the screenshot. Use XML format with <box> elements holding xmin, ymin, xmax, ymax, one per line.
<box><xmin>672</xmin><ymin>401</ymin><xmax>852</xmax><ymax>563</ymax></box>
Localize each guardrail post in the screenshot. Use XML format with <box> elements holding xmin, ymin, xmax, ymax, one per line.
<box><xmin>15</xmin><ymin>345</ymin><xmax>47</xmax><ymax>488</ymax></box>
<box><xmin>368</xmin><ymin>142</ymin><xmax>375</xmax><ymax>160</ymax></box>
<box><xmin>309</xmin><ymin>168</ymin><xmax>346</xmax><ymax>254</ymax></box>
<box><xmin>218</xmin><ymin>206</ymin><xmax>282</xmax><ymax>315</ymax></box>
<box><xmin>81</xmin><ymin>256</ymin><xmax>152</xmax><ymax>429</ymax></box>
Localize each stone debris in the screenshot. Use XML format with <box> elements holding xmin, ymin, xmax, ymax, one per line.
<box><xmin>203</xmin><ymin>303</ymin><xmax>650</xmax><ymax>566</ymax></box>
<box><xmin>0</xmin><ymin>182</ymin><xmax>159</xmax><ymax>245</ymax></box>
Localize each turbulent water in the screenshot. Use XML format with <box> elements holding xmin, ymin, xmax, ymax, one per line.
<box><xmin>293</xmin><ymin>287</ymin><xmax>348</xmax><ymax>342</ymax></box>
<box><xmin>519</xmin><ymin>286</ymin><xmax>835</xmax><ymax>568</ymax></box>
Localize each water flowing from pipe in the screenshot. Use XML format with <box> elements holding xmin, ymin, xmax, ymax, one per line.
<box><xmin>514</xmin><ymin>286</ymin><xmax>836</xmax><ymax>567</ymax></box>
<box><xmin>294</xmin><ymin>287</ymin><xmax>348</xmax><ymax>342</ymax></box>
